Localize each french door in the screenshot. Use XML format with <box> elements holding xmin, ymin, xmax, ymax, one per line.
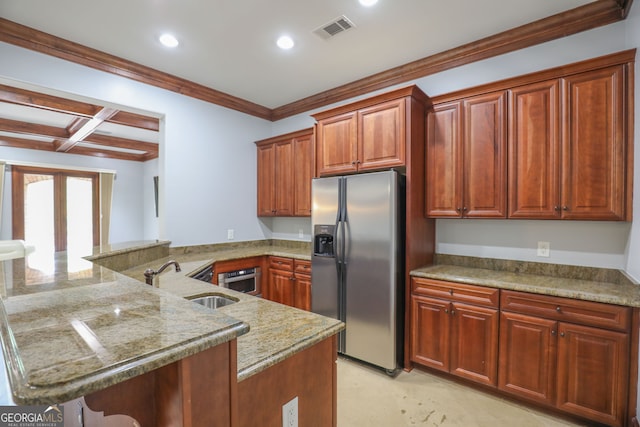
<box><xmin>12</xmin><ymin>166</ymin><xmax>99</xmax><ymax>257</ymax></box>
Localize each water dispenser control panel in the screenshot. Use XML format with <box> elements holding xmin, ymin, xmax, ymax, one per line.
<box><xmin>313</xmin><ymin>224</ymin><xmax>335</xmax><ymax>257</ymax></box>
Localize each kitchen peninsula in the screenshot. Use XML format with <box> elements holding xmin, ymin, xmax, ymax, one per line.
<box><xmin>0</xmin><ymin>240</ymin><xmax>343</xmax><ymax>427</ymax></box>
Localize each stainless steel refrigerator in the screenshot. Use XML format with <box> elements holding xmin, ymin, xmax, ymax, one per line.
<box><xmin>311</xmin><ymin>170</ymin><xmax>403</xmax><ymax>373</ymax></box>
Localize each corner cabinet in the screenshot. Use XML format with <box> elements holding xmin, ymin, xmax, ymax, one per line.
<box><xmin>509</xmin><ymin>65</ymin><xmax>630</xmax><ymax>220</ymax></box>
<box><xmin>499</xmin><ymin>290</ymin><xmax>632</xmax><ymax>427</ymax></box>
<box><xmin>256</xmin><ymin>128</ymin><xmax>314</xmax><ymax>217</ymax></box>
<box><xmin>410</xmin><ymin>279</ymin><xmax>638</xmax><ymax>427</ymax></box>
<box><xmin>313</xmin><ymin>86</ymin><xmax>427</xmax><ymax>176</ymax></box>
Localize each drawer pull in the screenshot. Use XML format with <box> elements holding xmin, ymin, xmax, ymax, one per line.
<box><xmin>451</xmin><ymin>310</ymin><xmax>456</xmax><ymax>315</ymax></box>
<box><xmin>560</xmin><ymin>331</ymin><xmax>565</xmax><ymax>337</ymax></box>
<box><xmin>556</xmin><ymin>306</ymin><xmax>561</xmax><ymax>312</ymax></box>
<box><xmin>551</xmin><ymin>330</ymin><xmax>556</xmax><ymax>336</ymax></box>
<box><xmin>449</xmin><ymin>289</ymin><xmax>454</xmax><ymax>295</ymax></box>
<box><xmin>444</xmin><ymin>309</ymin><xmax>449</xmax><ymax>314</ymax></box>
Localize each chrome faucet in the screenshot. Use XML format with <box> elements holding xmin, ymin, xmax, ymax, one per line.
<box><xmin>144</xmin><ymin>260</ymin><xmax>182</xmax><ymax>286</ymax></box>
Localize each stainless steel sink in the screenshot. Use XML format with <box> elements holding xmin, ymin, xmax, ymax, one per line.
<box><xmin>190</xmin><ymin>295</ymin><xmax>237</xmax><ymax>309</ymax></box>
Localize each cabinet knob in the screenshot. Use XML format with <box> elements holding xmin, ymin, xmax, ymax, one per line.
<box><xmin>551</xmin><ymin>330</ymin><xmax>557</xmax><ymax>335</ymax></box>
<box><xmin>562</xmin><ymin>205</ymin><xmax>569</xmax><ymax>211</ymax></box>
<box><xmin>554</xmin><ymin>206</ymin><xmax>561</xmax><ymax>212</ymax></box>
<box><xmin>556</xmin><ymin>306</ymin><xmax>561</xmax><ymax>312</ymax></box>
<box><xmin>560</xmin><ymin>331</ymin><xmax>565</xmax><ymax>337</ymax></box>
<box><xmin>462</xmin><ymin>207</ymin><xmax>468</xmax><ymax>212</ymax></box>
<box><xmin>455</xmin><ymin>207</ymin><xmax>461</xmax><ymax>212</ymax></box>
<box><xmin>444</xmin><ymin>309</ymin><xmax>449</xmax><ymax>314</ymax></box>
<box><xmin>451</xmin><ymin>310</ymin><xmax>455</xmax><ymax>315</ymax></box>
<box><xmin>449</xmin><ymin>289</ymin><xmax>453</xmax><ymax>295</ymax></box>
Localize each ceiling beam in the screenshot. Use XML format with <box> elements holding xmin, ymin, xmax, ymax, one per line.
<box><xmin>0</xmin><ymin>84</ymin><xmax>160</xmax><ymax>130</ymax></box>
<box><xmin>0</xmin><ymin>134</ymin><xmax>54</xmax><ymax>151</ymax></box>
<box><xmin>55</xmin><ymin>107</ymin><xmax>119</xmax><ymax>152</ymax></box>
<box><xmin>83</xmin><ymin>133</ymin><xmax>159</xmax><ymax>155</ymax></box>
<box><xmin>0</xmin><ymin>117</ymin><xmax>68</xmax><ymax>139</ymax></box>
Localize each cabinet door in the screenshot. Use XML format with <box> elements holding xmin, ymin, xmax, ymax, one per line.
<box><xmin>463</xmin><ymin>91</ymin><xmax>507</xmax><ymax>218</ymax></box>
<box><xmin>561</xmin><ymin>66</ymin><xmax>626</xmax><ymax>220</ymax></box>
<box><xmin>357</xmin><ymin>98</ymin><xmax>406</xmax><ymax>171</ymax></box>
<box><xmin>293</xmin><ymin>134</ymin><xmax>314</xmax><ymax>216</ymax></box>
<box><xmin>450</xmin><ymin>302</ymin><xmax>499</xmax><ymax>387</ymax></box>
<box><xmin>556</xmin><ymin>322</ymin><xmax>629</xmax><ymax>427</ymax></box>
<box><xmin>268</xmin><ymin>268</ymin><xmax>294</xmax><ymax>306</ymax></box>
<box><xmin>293</xmin><ymin>274</ymin><xmax>311</xmax><ymax>311</ymax></box>
<box><xmin>274</xmin><ymin>141</ymin><xmax>294</xmax><ymax>216</ymax></box>
<box><xmin>316</xmin><ymin>112</ymin><xmax>358</xmax><ymax>176</ymax></box>
<box><xmin>498</xmin><ymin>311</ymin><xmax>557</xmax><ymax>406</ymax></box>
<box><xmin>410</xmin><ymin>295</ymin><xmax>451</xmax><ymax>372</ymax></box>
<box><xmin>256</xmin><ymin>143</ymin><xmax>275</xmax><ymax>216</ymax></box>
<box><xmin>508</xmin><ymin>80</ymin><xmax>561</xmax><ymax>218</ymax></box>
<box><xmin>426</xmin><ymin>101</ymin><xmax>463</xmax><ymax>217</ymax></box>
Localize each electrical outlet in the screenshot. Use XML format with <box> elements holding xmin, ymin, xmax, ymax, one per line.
<box><xmin>298</xmin><ymin>229</ymin><xmax>304</xmax><ymax>239</ymax></box>
<box><xmin>537</xmin><ymin>241</ymin><xmax>550</xmax><ymax>257</ymax></box>
<box><xmin>227</xmin><ymin>229</ymin><xmax>234</xmax><ymax>240</ymax></box>
<box><xmin>282</xmin><ymin>397</ymin><xmax>298</xmax><ymax>427</ymax></box>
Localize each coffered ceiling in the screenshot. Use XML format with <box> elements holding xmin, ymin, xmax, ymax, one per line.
<box><xmin>0</xmin><ymin>0</ymin><xmax>634</xmax><ymax>161</ymax></box>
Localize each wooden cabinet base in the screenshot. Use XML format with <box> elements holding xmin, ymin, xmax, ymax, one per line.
<box><xmin>82</xmin><ymin>341</ymin><xmax>237</xmax><ymax>427</ymax></box>
<box><xmin>237</xmin><ymin>335</ymin><xmax>338</xmax><ymax>427</ymax></box>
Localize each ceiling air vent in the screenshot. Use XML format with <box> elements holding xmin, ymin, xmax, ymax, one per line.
<box><xmin>313</xmin><ymin>15</ymin><xmax>356</xmax><ymax>40</ymax></box>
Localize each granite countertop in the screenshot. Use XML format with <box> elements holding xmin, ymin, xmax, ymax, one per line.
<box><xmin>0</xmin><ymin>252</ymin><xmax>249</xmax><ymax>404</ymax></box>
<box><xmin>117</xmin><ymin>244</ymin><xmax>343</xmax><ymax>382</ymax></box>
<box><xmin>411</xmin><ymin>255</ymin><xmax>640</xmax><ymax>308</ymax></box>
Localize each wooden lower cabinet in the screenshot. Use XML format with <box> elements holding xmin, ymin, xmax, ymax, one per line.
<box><xmin>266</xmin><ymin>257</ymin><xmax>311</xmax><ymax>310</ymax></box>
<box><xmin>499</xmin><ymin>290</ymin><xmax>632</xmax><ymax>427</ymax></box>
<box><xmin>412</xmin><ymin>280</ymin><xmax>637</xmax><ymax>427</ymax></box>
<box><xmin>410</xmin><ymin>278</ymin><xmax>499</xmax><ymax>387</ymax></box>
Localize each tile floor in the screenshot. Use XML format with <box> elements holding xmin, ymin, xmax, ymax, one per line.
<box><xmin>336</xmin><ymin>358</ymin><xmax>592</xmax><ymax>426</ymax></box>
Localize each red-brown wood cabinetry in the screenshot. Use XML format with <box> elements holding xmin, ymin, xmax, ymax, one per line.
<box><xmin>410</xmin><ymin>278</ymin><xmax>499</xmax><ymax>387</ymax></box>
<box><xmin>266</xmin><ymin>256</ymin><xmax>311</xmax><ymax>311</ymax></box>
<box><xmin>426</xmin><ymin>91</ymin><xmax>507</xmax><ymax>218</ymax></box>
<box><xmin>256</xmin><ymin>128</ymin><xmax>314</xmax><ymax>217</ymax></box>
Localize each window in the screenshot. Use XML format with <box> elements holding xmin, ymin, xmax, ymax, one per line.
<box><xmin>12</xmin><ymin>166</ymin><xmax>99</xmax><ymax>264</ymax></box>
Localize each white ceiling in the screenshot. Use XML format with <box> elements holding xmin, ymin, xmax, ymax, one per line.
<box><xmin>0</xmin><ymin>0</ymin><xmax>595</xmax><ymax>109</ymax></box>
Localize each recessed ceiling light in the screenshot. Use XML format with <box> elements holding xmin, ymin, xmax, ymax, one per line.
<box><xmin>159</xmin><ymin>33</ymin><xmax>179</xmax><ymax>48</ymax></box>
<box><xmin>359</xmin><ymin>0</ymin><xmax>378</xmax><ymax>6</ymax></box>
<box><xmin>277</xmin><ymin>35</ymin><xmax>294</xmax><ymax>50</ymax></box>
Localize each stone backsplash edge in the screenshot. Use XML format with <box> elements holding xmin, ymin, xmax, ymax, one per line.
<box><xmin>435</xmin><ymin>254</ymin><xmax>637</xmax><ymax>286</ymax></box>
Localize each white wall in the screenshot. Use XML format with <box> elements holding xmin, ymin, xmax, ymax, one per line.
<box><xmin>0</xmin><ymin>42</ymin><xmax>274</xmax><ymax>247</ymax></box>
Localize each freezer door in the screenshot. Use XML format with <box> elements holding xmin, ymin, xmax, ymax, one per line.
<box><xmin>343</xmin><ymin>171</ymin><xmax>401</xmax><ymax>371</ymax></box>
<box><xmin>311</xmin><ymin>176</ymin><xmax>341</xmax><ymax>321</ymax></box>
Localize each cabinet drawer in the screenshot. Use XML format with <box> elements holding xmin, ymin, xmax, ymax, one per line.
<box><xmin>294</xmin><ymin>260</ymin><xmax>311</xmax><ymax>275</ymax></box>
<box><xmin>501</xmin><ymin>290</ymin><xmax>631</xmax><ymax>332</ymax></box>
<box><xmin>269</xmin><ymin>256</ymin><xmax>294</xmax><ymax>271</ymax></box>
<box><xmin>412</xmin><ymin>278</ymin><xmax>499</xmax><ymax>308</ymax></box>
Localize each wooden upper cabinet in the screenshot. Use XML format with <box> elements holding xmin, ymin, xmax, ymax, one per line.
<box><xmin>357</xmin><ymin>99</ymin><xmax>406</xmax><ymax>171</ymax></box>
<box><xmin>426</xmin><ymin>102</ymin><xmax>463</xmax><ymax>217</ymax></box>
<box><xmin>293</xmin><ymin>133</ymin><xmax>314</xmax><ymax>216</ymax></box>
<box><xmin>562</xmin><ymin>66</ymin><xmax>627</xmax><ymax>220</ymax></box>
<box><xmin>463</xmin><ymin>91</ymin><xmax>507</xmax><ymax>218</ymax></box>
<box><xmin>426</xmin><ymin>92</ymin><xmax>506</xmax><ymax>218</ymax></box>
<box><xmin>508</xmin><ymin>80</ymin><xmax>561</xmax><ymax>218</ymax></box>
<box><xmin>256</xmin><ymin>128</ymin><xmax>314</xmax><ymax>217</ymax></box>
<box><xmin>257</xmin><ymin>142</ymin><xmax>276</xmax><ymax>216</ymax></box>
<box><xmin>315</xmin><ymin>112</ymin><xmax>358</xmax><ymax>176</ymax></box>
<box><xmin>314</xmin><ymin>86</ymin><xmax>429</xmax><ymax>177</ymax></box>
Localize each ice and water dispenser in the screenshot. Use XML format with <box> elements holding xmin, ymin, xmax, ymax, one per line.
<box><xmin>313</xmin><ymin>225</ymin><xmax>335</xmax><ymax>257</ymax></box>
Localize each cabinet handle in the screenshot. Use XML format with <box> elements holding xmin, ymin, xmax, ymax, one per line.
<box><xmin>560</xmin><ymin>331</ymin><xmax>565</xmax><ymax>337</ymax></box>
<box><xmin>449</xmin><ymin>289</ymin><xmax>453</xmax><ymax>295</ymax></box>
<box><xmin>444</xmin><ymin>309</ymin><xmax>449</xmax><ymax>314</ymax></box>
<box><xmin>562</xmin><ymin>206</ymin><xmax>569</xmax><ymax>211</ymax></box>
<box><xmin>554</xmin><ymin>206</ymin><xmax>561</xmax><ymax>212</ymax></box>
<box><xmin>462</xmin><ymin>207</ymin><xmax>468</xmax><ymax>212</ymax></box>
<box><xmin>451</xmin><ymin>310</ymin><xmax>455</xmax><ymax>315</ymax></box>
<box><xmin>556</xmin><ymin>306</ymin><xmax>561</xmax><ymax>312</ymax></box>
<box><xmin>551</xmin><ymin>330</ymin><xmax>557</xmax><ymax>336</ymax></box>
<box><xmin>351</xmin><ymin>161</ymin><xmax>356</xmax><ymax>165</ymax></box>
<box><xmin>455</xmin><ymin>207</ymin><xmax>461</xmax><ymax>212</ymax></box>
